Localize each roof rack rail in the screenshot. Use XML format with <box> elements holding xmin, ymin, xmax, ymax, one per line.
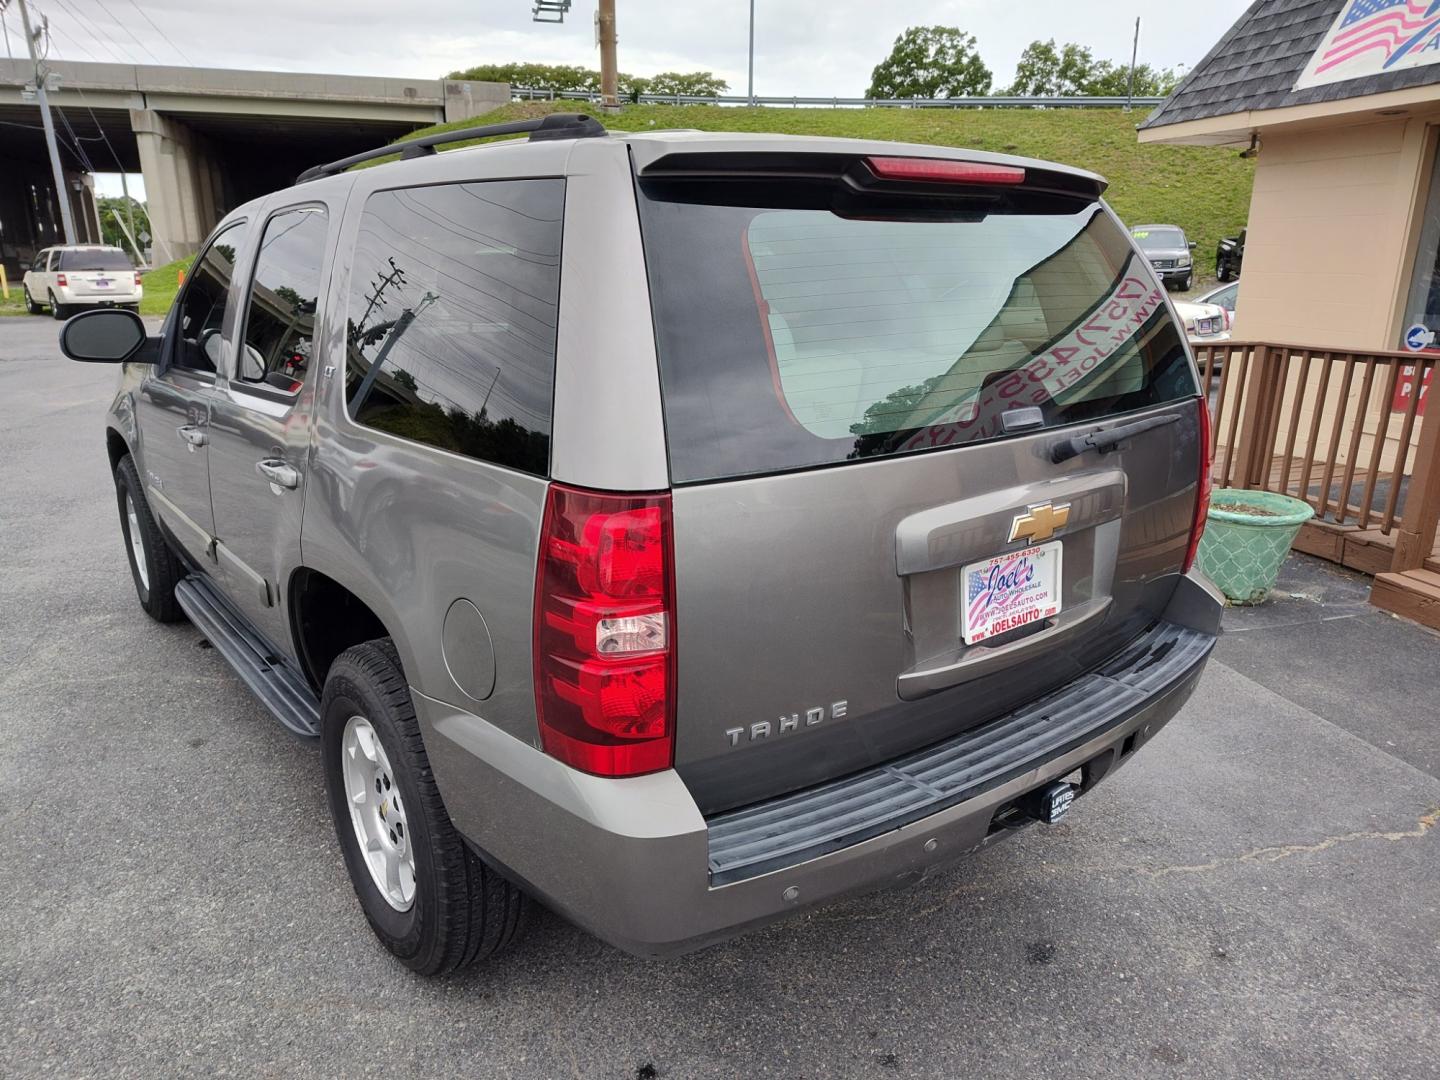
<box><xmin>295</xmin><ymin>112</ymin><xmax>606</xmax><ymax>184</ymax></box>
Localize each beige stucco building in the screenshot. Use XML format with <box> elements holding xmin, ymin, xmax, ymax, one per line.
<box><xmin>1141</xmin><ymin>0</ymin><xmax>1440</xmax><ymax>627</ymax></box>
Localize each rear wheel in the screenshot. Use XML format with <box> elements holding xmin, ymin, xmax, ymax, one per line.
<box><xmin>23</xmin><ymin>286</ymin><xmax>42</xmax><ymax>314</ymax></box>
<box><xmin>114</xmin><ymin>454</ymin><xmax>184</xmax><ymax>622</ymax></box>
<box><xmin>321</xmin><ymin>639</ymin><xmax>526</xmax><ymax>975</ymax></box>
<box><xmin>48</xmin><ymin>292</ymin><xmax>68</xmax><ymax>320</ymax></box>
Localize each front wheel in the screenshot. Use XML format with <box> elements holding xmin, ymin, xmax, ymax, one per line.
<box><xmin>1179</xmin><ymin>272</ymin><xmax>1193</xmax><ymax>291</ymax></box>
<box><xmin>114</xmin><ymin>455</ymin><xmax>184</xmax><ymax>622</ymax></box>
<box><xmin>321</xmin><ymin>640</ymin><xmax>526</xmax><ymax>975</ymax></box>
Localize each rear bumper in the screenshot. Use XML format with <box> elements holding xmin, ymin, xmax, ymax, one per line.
<box><xmin>420</xmin><ymin>571</ymin><xmax>1222</xmax><ymax>957</ymax></box>
<box><xmin>55</xmin><ymin>286</ymin><xmax>141</xmax><ymax>306</ymax></box>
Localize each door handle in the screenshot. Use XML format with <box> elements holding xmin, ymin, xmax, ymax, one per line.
<box><xmin>177</xmin><ymin>424</ymin><xmax>208</xmax><ymax>448</ymax></box>
<box><xmin>256</xmin><ymin>459</ymin><xmax>300</xmax><ymax>490</ymax></box>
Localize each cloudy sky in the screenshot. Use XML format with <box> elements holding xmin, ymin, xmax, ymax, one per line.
<box><xmin>29</xmin><ymin>0</ymin><xmax>1249</xmax><ymax>97</ymax></box>
<box><xmin>21</xmin><ymin>0</ymin><xmax>1250</xmax><ymax>198</ymax></box>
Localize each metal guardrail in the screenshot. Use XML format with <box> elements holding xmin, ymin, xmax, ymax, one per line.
<box><xmin>511</xmin><ymin>87</ymin><xmax>1166</xmax><ymax>109</ymax></box>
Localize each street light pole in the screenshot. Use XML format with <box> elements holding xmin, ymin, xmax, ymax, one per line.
<box><xmin>16</xmin><ymin>0</ymin><xmax>77</xmax><ymax>244</ymax></box>
<box><xmin>1126</xmin><ymin>17</ymin><xmax>1140</xmax><ymax>112</ymax></box>
<box><xmin>747</xmin><ymin>0</ymin><xmax>755</xmax><ymax>106</ymax></box>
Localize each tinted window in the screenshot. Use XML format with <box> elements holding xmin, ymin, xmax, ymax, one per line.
<box><xmin>344</xmin><ymin>179</ymin><xmax>563</xmax><ymax>476</ymax></box>
<box><xmin>59</xmin><ymin>248</ymin><xmax>133</xmax><ymax>270</ymax></box>
<box><xmin>638</xmin><ymin>183</ymin><xmax>1195</xmax><ymax>482</ymax></box>
<box><xmin>172</xmin><ymin>221</ymin><xmax>249</xmax><ymax>374</ymax></box>
<box><xmin>31</xmin><ymin>251</ymin><xmax>48</xmax><ymax>272</ymax></box>
<box><xmin>237</xmin><ymin>207</ymin><xmax>328</xmax><ymax>393</ymax></box>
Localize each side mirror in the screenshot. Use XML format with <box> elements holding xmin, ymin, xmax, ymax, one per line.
<box><xmin>1187</xmin><ymin>241</ymin><xmax>1197</xmax><ymax>250</ymax></box>
<box><xmin>59</xmin><ymin>308</ymin><xmax>156</xmax><ymax>365</ymax></box>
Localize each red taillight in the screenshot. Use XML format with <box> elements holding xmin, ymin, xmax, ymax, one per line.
<box><xmin>866</xmin><ymin>156</ymin><xmax>1026</xmax><ymax>185</ymax></box>
<box><xmin>134</xmin><ymin>271</ymin><xmax>143</xmax><ymax>286</ymax></box>
<box><xmin>534</xmin><ymin>484</ymin><xmax>675</xmax><ymax>777</ymax></box>
<box><xmin>1184</xmin><ymin>396</ymin><xmax>1213</xmax><ymax>573</ymax></box>
<box><xmin>55</xmin><ymin>273</ymin><xmax>67</xmax><ymax>287</ymax></box>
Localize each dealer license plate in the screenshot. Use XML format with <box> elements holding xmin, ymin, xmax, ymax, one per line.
<box><xmin>961</xmin><ymin>541</ymin><xmax>1063</xmax><ymax>645</ymax></box>
<box><xmin>94</xmin><ymin>278</ymin><xmax>111</xmax><ymax>287</ymax></box>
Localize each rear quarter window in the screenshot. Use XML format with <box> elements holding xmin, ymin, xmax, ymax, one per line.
<box><xmin>637</xmin><ymin>180</ymin><xmax>1196</xmax><ymax>482</ymax></box>
<box><xmin>343</xmin><ymin>179</ymin><xmax>565</xmax><ymax>477</ymax></box>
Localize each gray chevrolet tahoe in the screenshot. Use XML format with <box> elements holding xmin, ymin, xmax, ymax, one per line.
<box><xmin>62</xmin><ymin>113</ymin><xmax>1221</xmax><ymax>975</ymax></box>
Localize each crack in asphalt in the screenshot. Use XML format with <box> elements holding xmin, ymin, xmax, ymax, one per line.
<box><xmin>1138</xmin><ymin>806</ymin><xmax>1440</xmax><ymax>878</ymax></box>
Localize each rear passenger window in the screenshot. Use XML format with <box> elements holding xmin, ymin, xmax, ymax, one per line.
<box><xmin>238</xmin><ymin>206</ymin><xmax>328</xmax><ymax>393</ymax></box>
<box><xmin>343</xmin><ymin>179</ymin><xmax>564</xmax><ymax>476</ymax></box>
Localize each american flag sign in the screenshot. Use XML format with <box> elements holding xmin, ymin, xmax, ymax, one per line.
<box><xmin>1296</xmin><ymin>0</ymin><xmax>1440</xmax><ymax>89</ymax></box>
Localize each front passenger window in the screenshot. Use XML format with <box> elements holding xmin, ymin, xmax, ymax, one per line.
<box><xmin>173</xmin><ymin>222</ymin><xmax>249</xmax><ymax>374</ymax></box>
<box><xmin>236</xmin><ymin>206</ymin><xmax>328</xmax><ymax>394</ymax></box>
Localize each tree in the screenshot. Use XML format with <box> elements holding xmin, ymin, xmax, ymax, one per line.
<box><xmin>866</xmin><ymin>26</ymin><xmax>992</xmax><ymax>99</ymax></box>
<box><xmin>1006</xmin><ymin>39</ymin><xmax>1183</xmax><ymax>97</ymax></box>
<box><xmin>1008</xmin><ymin>40</ymin><xmax>1103</xmax><ymax>96</ymax></box>
<box><xmin>97</xmin><ymin>194</ymin><xmax>149</xmax><ymax>258</ymax></box>
<box><xmin>643</xmin><ymin>71</ymin><xmax>729</xmax><ymax>97</ymax></box>
<box><xmin>447</xmin><ymin>62</ymin><xmax>727</xmax><ymax>100</ymax></box>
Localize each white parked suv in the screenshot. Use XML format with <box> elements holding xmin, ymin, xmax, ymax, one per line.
<box><xmin>23</xmin><ymin>245</ymin><xmax>143</xmax><ymax>320</ymax></box>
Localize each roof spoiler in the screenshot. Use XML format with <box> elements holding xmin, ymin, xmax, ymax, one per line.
<box><xmin>295</xmin><ymin>112</ymin><xmax>606</xmax><ymax>184</ymax></box>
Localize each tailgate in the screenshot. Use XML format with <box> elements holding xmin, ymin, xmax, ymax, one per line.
<box><xmin>633</xmin><ymin>149</ymin><xmax>1203</xmax><ymax>812</ymax></box>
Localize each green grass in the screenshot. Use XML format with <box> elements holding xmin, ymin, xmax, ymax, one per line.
<box><xmin>139</xmin><ymin>258</ymin><xmax>186</xmax><ymax>317</ymax></box>
<box><xmin>0</xmin><ymin>257</ymin><xmax>186</xmax><ymax>318</ymax></box>
<box><xmin>363</xmin><ymin>101</ymin><xmax>1252</xmax><ymax>277</ymax></box>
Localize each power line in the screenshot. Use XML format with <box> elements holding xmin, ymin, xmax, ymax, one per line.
<box><xmin>74</xmin><ymin>0</ymin><xmax>164</xmax><ymax>65</ymax></box>
<box><xmin>124</xmin><ymin>0</ymin><xmax>189</xmax><ymax>64</ymax></box>
<box><xmin>45</xmin><ymin>0</ymin><xmax>127</xmax><ymax>63</ymax></box>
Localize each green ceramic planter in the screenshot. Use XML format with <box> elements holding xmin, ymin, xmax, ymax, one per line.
<box><xmin>1195</xmin><ymin>488</ymin><xmax>1315</xmax><ymax>606</ymax></box>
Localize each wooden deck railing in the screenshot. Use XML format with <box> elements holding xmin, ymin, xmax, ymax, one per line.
<box><xmin>1192</xmin><ymin>341</ymin><xmax>1439</xmax><ymax>573</ymax></box>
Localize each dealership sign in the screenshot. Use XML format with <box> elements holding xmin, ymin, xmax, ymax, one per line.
<box><xmin>1296</xmin><ymin>0</ymin><xmax>1440</xmax><ymax>91</ymax></box>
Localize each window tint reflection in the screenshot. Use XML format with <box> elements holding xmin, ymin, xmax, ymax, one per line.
<box><xmin>173</xmin><ymin>221</ymin><xmax>249</xmax><ymax>374</ymax></box>
<box><xmin>239</xmin><ymin>207</ymin><xmax>328</xmax><ymax>394</ymax></box>
<box><xmin>344</xmin><ymin>179</ymin><xmax>564</xmax><ymax>476</ymax></box>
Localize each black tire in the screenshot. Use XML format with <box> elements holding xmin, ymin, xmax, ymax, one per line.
<box><xmin>1179</xmin><ymin>273</ymin><xmax>1193</xmax><ymax>291</ymax></box>
<box><xmin>114</xmin><ymin>454</ymin><xmax>185</xmax><ymax>622</ymax></box>
<box><xmin>23</xmin><ymin>286</ymin><xmax>42</xmax><ymax>315</ymax></box>
<box><xmin>49</xmin><ymin>292</ymin><xmax>68</xmax><ymax>320</ymax></box>
<box><xmin>321</xmin><ymin>639</ymin><xmax>526</xmax><ymax>975</ymax></box>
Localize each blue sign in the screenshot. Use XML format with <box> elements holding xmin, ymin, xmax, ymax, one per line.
<box><xmin>1404</xmin><ymin>324</ymin><xmax>1435</xmax><ymax>352</ymax></box>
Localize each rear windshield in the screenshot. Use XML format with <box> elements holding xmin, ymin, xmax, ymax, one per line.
<box><xmin>637</xmin><ymin>181</ymin><xmax>1196</xmax><ymax>482</ymax></box>
<box><xmin>1131</xmin><ymin>227</ymin><xmax>1184</xmax><ymax>251</ymax></box>
<box><xmin>59</xmin><ymin>249</ymin><xmax>133</xmax><ymax>270</ymax></box>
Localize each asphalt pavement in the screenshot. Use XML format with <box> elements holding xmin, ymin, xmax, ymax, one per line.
<box><xmin>2</xmin><ymin>314</ymin><xmax>1438</xmax><ymax>1079</ymax></box>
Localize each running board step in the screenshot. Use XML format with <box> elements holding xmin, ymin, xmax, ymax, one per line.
<box><xmin>175</xmin><ymin>576</ymin><xmax>320</xmax><ymax>738</ymax></box>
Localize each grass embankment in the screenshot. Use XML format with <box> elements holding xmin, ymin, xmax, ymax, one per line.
<box><xmin>0</xmin><ymin>257</ymin><xmax>186</xmax><ymax>318</ymax></box>
<box><xmin>364</xmin><ymin>101</ymin><xmax>1253</xmax><ymax>276</ymax></box>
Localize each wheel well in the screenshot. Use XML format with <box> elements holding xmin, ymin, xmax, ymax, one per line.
<box><xmin>290</xmin><ymin>568</ymin><xmax>391</xmax><ymax>691</ymax></box>
<box><xmin>106</xmin><ymin>428</ymin><xmax>129</xmax><ymax>474</ymax></box>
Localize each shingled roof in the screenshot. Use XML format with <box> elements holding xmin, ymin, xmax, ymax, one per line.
<box><xmin>1141</xmin><ymin>0</ymin><xmax>1440</xmax><ymax>130</ymax></box>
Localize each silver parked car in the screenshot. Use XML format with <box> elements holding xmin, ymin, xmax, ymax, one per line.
<box><xmin>63</xmin><ymin>114</ymin><xmax>1221</xmax><ymax>974</ymax></box>
<box><xmin>1130</xmin><ymin>224</ymin><xmax>1197</xmax><ymax>291</ymax></box>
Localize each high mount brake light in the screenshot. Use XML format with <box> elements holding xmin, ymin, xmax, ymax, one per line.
<box><xmin>865</xmin><ymin>156</ymin><xmax>1026</xmax><ymax>185</ymax></box>
<box><xmin>1184</xmin><ymin>396</ymin><xmax>1213</xmax><ymax>573</ymax></box>
<box><xmin>534</xmin><ymin>484</ymin><xmax>676</xmax><ymax>778</ymax></box>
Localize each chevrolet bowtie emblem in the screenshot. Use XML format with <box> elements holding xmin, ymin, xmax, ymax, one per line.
<box><xmin>1008</xmin><ymin>501</ymin><xmax>1071</xmax><ymax>544</ymax></box>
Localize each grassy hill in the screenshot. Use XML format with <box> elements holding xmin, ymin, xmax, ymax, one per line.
<box><xmin>367</xmin><ymin>101</ymin><xmax>1254</xmax><ymax>277</ymax></box>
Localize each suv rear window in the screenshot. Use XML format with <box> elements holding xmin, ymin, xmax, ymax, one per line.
<box><xmin>59</xmin><ymin>249</ymin><xmax>133</xmax><ymax>270</ymax></box>
<box><xmin>637</xmin><ymin>180</ymin><xmax>1195</xmax><ymax>482</ymax></box>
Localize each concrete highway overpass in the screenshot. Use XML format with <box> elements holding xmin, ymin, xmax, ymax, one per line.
<box><xmin>0</xmin><ymin>60</ymin><xmax>507</xmax><ymax>274</ymax></box>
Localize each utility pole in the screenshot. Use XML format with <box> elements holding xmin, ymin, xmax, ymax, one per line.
<box><xmin>1126</xmin><ymin>17</ymin><xmax>1140</xmax><ymax>112</ymax></box>
<box><xmin>597</xmin><ymin>0</ymin><xmax>618</xmax><ymax>111</ymax></box>
<box><xmin>747</xmin><ymin>0</ymin><xmax>756</xmax><ymax>106</ymax></box>
<box><xmin>16</xmin><ymin>0</ymin><xmax>77</xmax><ymax>244</ymax></box>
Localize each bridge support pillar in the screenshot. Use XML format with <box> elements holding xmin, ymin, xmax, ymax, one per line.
<box><xmin>130</xmin><ymin>109</ymin><xmax>224</xmax><ymax>266</ymax></box>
